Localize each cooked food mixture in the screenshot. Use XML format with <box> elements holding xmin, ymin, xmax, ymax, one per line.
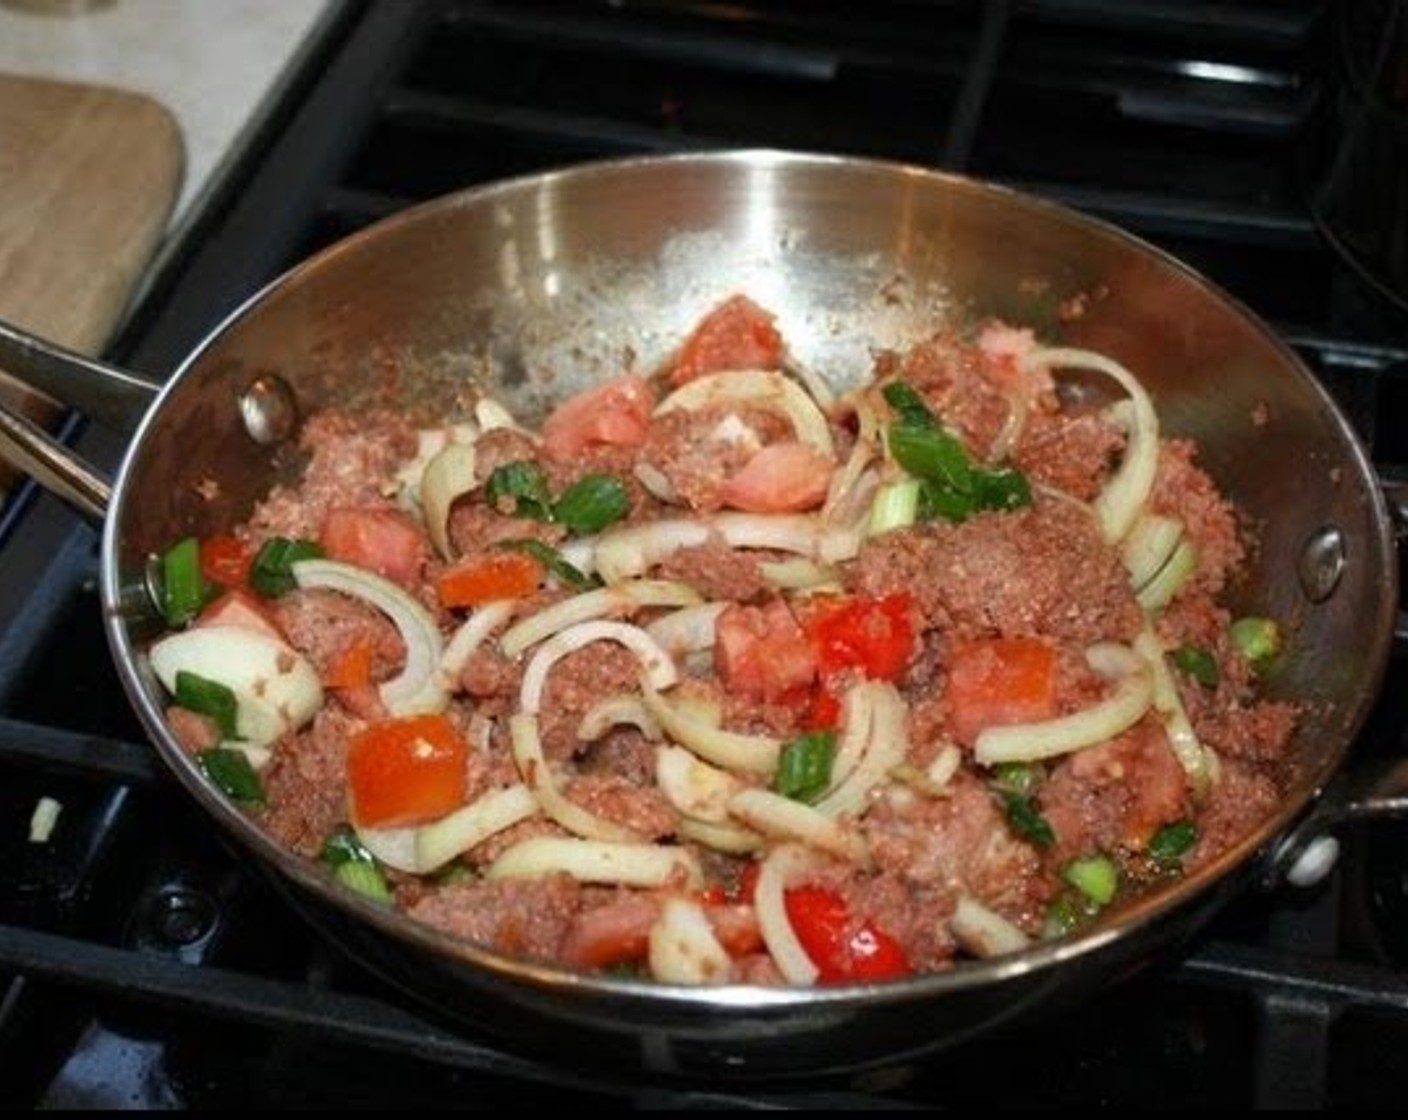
<box><xmin>147</xmin><ymin>293</ymin><xmax>1296</xmax><ymax>985</ymax></box>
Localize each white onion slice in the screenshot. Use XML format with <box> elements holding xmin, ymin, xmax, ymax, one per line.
<box><xmin>518</xmin><ymin>620</ymin><xmax>677</xmax><ymax>716</ymax></box>
<box><xmin>973</xmin><ymin>642</ymin><xmax>1154</xmax><ymax>765</ymax></box>
<box><xmin>507</xmin><ymin>712</ymin><xmax>636</xmax><ymax>842</ymax></box>
<box><xmin>655</xmin><ymin>369</ymin><xmax>835</xmax><ymax>458</ymax></box>
<box><xmin>648</xmin><ymin>897</ymin><xmax>733</xmax><ymax>985</ymax></box>
<box><xmin>677</xmin><ymin>817</ymin><xmax>764</xmax><ymax>854</ymax></box>
<box><xmin>754</xmin><ymin>843</ymin><xmax>821</xmax><ymax>985</ymax></box>
<box><xmin>391</xmin><ymin>422</ymin><xmax>478</xmax><ymax>510</ymax></box>
<box><xmin>951</xmin><ymin>895</ymin><xmax>1031</xmax><ymax>958</ymax></box>
<box><xmin>825</xmin><ymin>683</ymin><xmax>875</xmax><ymax>794</ymax></box>
<box><xmin>655</xmin><ymin>744</ymin><xmax>745</xmax><ymax>823</ymax></box>
<box><xmin>822</xmin><ymin>393</ymin><xmax>880</xmax><ymax>526</ymax></box>
<box><xmin>500</xmin><ymin>580</ymin><xmax>700</xmax><ymax>660</ymax></box>
<box><xmin>782</xmin><ymin>356</ymin><xmax>837</xmax><ymax>413</ymax></box>
<box><xmin>757</xmin><ymin>558</ymin><xmax>843</xmax><ymax>591</ymax></box>
<box><xmin>814</xmin><ymin>682</ymin><xmax>908</xmax><ymax>820</ymax></box>
<box><xmin>149</xmin><ymin>625</ymin><xmax>323</xmax><ymax>746</ymax></box>
<box><xmin>645</xmin><ymin>603</ymin><xmax>727</xmax><ymax>658</ymax></box>
<box><xmin>633</xmin><ymin>461</ymin><xmax>679</xmax><ymax>503</ymax></box>
<box><xmin>579</xmin><ymin>694</ymin><xmax>662</xmax><ymax>742</ymax></box>
<box><xmin>437</xmin><ymin>599</ymin><xmax>516</xmax><ymax>689</ymax></box>
<box><xmin>1024</xmin><ymin>346</ymin><xmax>1159</xmax><ymax>544</ymax></box>
<box><xmin>415</xmin><ymin>784</ymin><xmax>541</xmax><ymax>872</ymax></box>
<box><xmin>1136</xmin><ymin>538</ymin><xmax>1198</xmax><ymax>611</ymax></box>
<box><xmin>640</xmin><ymin>684</ymin><xmax>780</xmax><ymax>775</ymax></box>
<box><xmin>420</xmin><ymin>442</ymin><xmax>478</xmax><ymax>561</ymax></box>
<box><xmin>291</xmin><ymin>558</ymin><xmax>448</xmax><ymax>716</ymax></box>
<box><xmin>1133</xmin><ymin>629</ymin><xmax>1213</xmax><ymax>797</ymax></box>
<box><xmin>1121</xmin><ymin>513</ymin><xmax>1186</xmax><ymax>593</ymax></box>
<box><xmin>727</xmin><ymin>788</ymin><xmax>871</xmax><ymax>866</ymax></box>
<box><xmin>487</xmin><ymin>835</ymin><xmax>704</xmax><ymax>889</ymax></box>
<box><xmin>475</xmin><ymin>396</ymin><xmax>535</xmax><ymax>439</ymax></box>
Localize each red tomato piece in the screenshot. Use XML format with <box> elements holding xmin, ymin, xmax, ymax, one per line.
<box><xmin>784</xmin><ymin>885</ymin><xmax>911</xmax><ymax>983</ymax></box>
<box><xmin>945</xmin><ymin>635</ymin><xmax>1058</xmax><ymax>746</ymax></box>
<box><xmin>719</xmin><ymin>441</ymin><xmax>833</xmax><ymax>513</ymax></box>
<box><xmin>669</xmin><ymin>294</ymin><xmax>784</xmax><ymax>387</ymax></box>
<box><xmin>714</xmin><ymin>599</ymin><xmax>818</xmax><ymax>702</ymax></box>
<box><xmin>705</xmin><ymin>902</ymin><xmax>764</xmax><ymax>958</ymax></box>
<box><xmin>540</xmin><ymin>373</ymin><xmax>654</xmax><ymax>463</ymax></box>
<box><xmin>323</xmin><ymin>634</ymin><xmax>375</xmax><ymax>690</ymax></box>
<box><xmin>199</xmin><ymin>534</ymin><xmax>253</xmax><ymax>589</ymax></box>
<box><xmin>346</xmin><ymin>713</ymin><xmax>469</xmax><ymax>829</ymax></box>
<box><xmin>803</xmin><ymin>594</ymin><xmax>916</xmax><ymax>683</ymax></box>
<box><xmin>320</xmin><ymin>507</ymin><xmax>428</xmax><ymax>588</ymax></box>
<box><xmin>436</xmin><ymin>550</ymin><xmax>543</xmax><ymax>609</ymax></box>
<box><xmin>195</xmin><ymin>588</ymin><xmax>283</xmax><ymax>640</ymax></box>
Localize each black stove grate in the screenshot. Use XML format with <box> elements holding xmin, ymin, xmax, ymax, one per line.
<box><xmin>3</xmin><ymin>0</ymin><xmax>1408</xmax><ymax>1108</ymax></box>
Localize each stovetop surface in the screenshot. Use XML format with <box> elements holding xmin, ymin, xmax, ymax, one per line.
<box><xmin>3</xmin><ymin>0</ymin><xmax>1408</xmax><ymax>1108</ymax></box>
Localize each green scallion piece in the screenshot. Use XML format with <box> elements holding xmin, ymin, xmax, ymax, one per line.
<box><xmin>174</xmin><ymin>671</ymin><xmax>239</xmax><ymax>740</ymax></box>
<box><xmin>1001</xmin><ymin>792</ymin><xmax>1055</xmax><ymax>849</ymax></box>
<box><xmin>1064</xmin><ymin>853</ymin><xmax>1119</xmax><ymax>906</ymax></box>
<box><xmin>881</xmin><ymin>381</ymin><xmax>937</xmax><ymax>428</ymax></box>
<box><xmin>991</xmin><ymin>762</ymin><xmax>1042</xmax><ymax>799</ymax></box>
<box><xmin>495</xmin><ymin>538</ymin><xmax>601</xmax><ymax>590</ymax></box>
<box><xmin>198</xmin><ymin>748</ymin><xmax>265</xmax><ymax>806</ymax></box>
<box><xmin>970</xmin><ymin>466</ymin><xmax>1033</xmax><ymax>513</ymax></box>
<box><xmin>1043</xmin><ymin>892</ymin><xmax>1098</xmax><ymax>938</ymax></box>
<box><xmin>248</xmin><ymin>536</ymin><xmax>324</xmax><ymax>598</ymax></box>
<box><xmin>867</xmin><ymin>478</ymin><xmax>922</xmax><ymax>537</ymax></box>
<box><xmin>887</xmin><ymin>422</ymin><xmax>974</xmax><ymax>494</ymax></box>
<box><xmin>1148</xmin><ymin>820</ymin><xmax>1199</xmax><ymax>863</ymax></box>
<box><xmin>1171</xmin><ymin>645</ymin><xmax>1220</xmax><ymax>688</ymax></box>
<box><xmin>774</xmin><ymin>729</ymin><xmax>838</xmax><ymax>803</ymax></box>
<box><xmin>1230</xmin><ymin>616</ymin><xmax>1283</xmax><ymax>670</ymax></box>
<box><xmin>552</xmin><ymin>473</ymin><xmax>631</xmax><ymax>535</ymax></box>
<box><xmin>159</xmin><ymin>536</ymin><xmax>210</xmax><ymax>626</ymax></box>
<box><xmin>485</xmin><ymin>460</ymin><xmax>554</xmax><ymax>521</ymax></box>
<box><xmin>320</xmin><ymin>826</ymin><xmax>392</xmax><ymax>903</ymax></box>
<box><xmin>320</xmin><ymin>826</ymin><xmax>374</xmax><ymax>868</ymax></box>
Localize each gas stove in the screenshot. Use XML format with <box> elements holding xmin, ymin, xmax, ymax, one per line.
<box><xmin>3</xmin><ymin>1</ymin><xmax>1407</xmax><ymax>1108</ymax></box>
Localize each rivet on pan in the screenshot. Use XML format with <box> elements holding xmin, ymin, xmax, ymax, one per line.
<box><xmin>239</xmin><ymin>375</ymin><xmax>298</xmax><ymax>445</ymax></box>
<box><xmin>1297</xmin><ymin>526</ymin><xmax>1346</xmax><ymax>603</ymax></box>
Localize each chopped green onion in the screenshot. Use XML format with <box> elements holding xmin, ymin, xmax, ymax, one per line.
<box><xmin>1230</xmin><ymin>616</ymin><xmax>1282</xmax><ymax>670</ymax></box>
<box><xmin>881</xmin><ymin>381</ymin><xmax>937</xmax><ymax>427</ymax></box>
<box><xmin>1064</xmin><ymin>853</ymin><xmax>1119</xmax><ymax>906</ymax></box>
<box><xmin>159</xmin><ymin>536</ymin><xmax>211</xmax><ymax>626</ymax></box>
<box><xmin>867</xmin><ymin>479</ymin><xmax>921</xmax><ymax>536</ymax></box>
<box><xmin>248</xmin><ymin>536</ymin><xmax>324</xmax><ymax>598</ymax></box>
<box><xmin>320</xmin><ymin>827</ymin><xmax>392</xmax><ymax>903</ymax></box>
<box><xmin>332</xmin><ymin>860</ymin><xmax>393</xmax><ymax>904</ymax></box>
<box><xmin>552</xmin><ymin>473</ymin><xmax>631</xmax><ymax>535</ymax></box>
<box><xmin>485</xmin><ymin>460</ymin><xmax>554</xmax><ymax>521</ymax></box>
<box><xmin>990</xmin><ymin>762</ymin><xmax>1042</xmax><ymax>799</ymax></box>
<box><xmin>1043</xmin><ymin>891</ymin><xmax>1100</xmax><ymax>938</ymax></box>
<box><xmin>970</xmin><ymin>466</ymin><xmax>1033</xmax><ymax>513</ymax></box>
<box><xmin>198</xmin><ymin>748</ymin><xmax>265</xmax><ymax>806</ymax></box>
<box><xmin>1001</xmin><ymin>792</ymin><xmax>1055</xmax><ymax>849</ymax></box>
<box><xmin>887</xmin><ymin>422</ymin><xmax>974</xmax><ymax>494</ymax></box>
<box><xmin>495</xmin><ymin>538</ymin><xmax>601</xmax><ymax>590</ymax></box>
<box><xmin>1148</xmin><ymin>820</ymin><xmax>1199</xmax><ymax>863</ymax></box>
<box><xmin>1171</xmin><ymin>645</ymin><xmax>1219</xmax><ymax>688</ymax></box>
<box><xmin>774</xmin><ymin>729</ymin><xmax>837</xmax><ymax>803</ymax></box>
<box><xmin>174</xmin><ymin>671</ymin><xmax>239</xmax><ymax>740</ymax></box>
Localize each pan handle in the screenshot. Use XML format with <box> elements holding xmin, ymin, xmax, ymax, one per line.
<box><xmin>0</xmin><ymin>316</ymin><xmax>164</xmax><ymax>522</ymax></box>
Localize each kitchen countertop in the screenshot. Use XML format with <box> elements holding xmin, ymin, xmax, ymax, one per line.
<box><xmin>0</xmin><ymin>0</ymin><xmax>339</xmax><ymax>241</ymax></box>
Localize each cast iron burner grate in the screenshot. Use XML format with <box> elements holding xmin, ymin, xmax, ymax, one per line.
<box><xmin>2</xmin><ymin>0</ymin><xmax>1408</xmax><ymax>1108</ymax></box>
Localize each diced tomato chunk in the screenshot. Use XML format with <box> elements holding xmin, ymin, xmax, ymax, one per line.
<box><xmin>320</xmin><ymin>507</ymin><xmax>428</xmax><ymax>588</ymax></box>
<box><xmin>669</xmin><ymin>294</ymin><xmax>784</xmax><ymax>387</ymax></box>
<box><xmin>195</xmin><ymin>588</ymin><xmax>283</xmax><ymax>640</ymax></box>
<box><xmin>323</xmin><ymin>634</ymin><xmax>375</xmax><ymax>690</ymax></box>
<box><xmin>720</xmin><ymin>441</ymin><xmax>833</xmax><ymax>513</ymax></box>
<box><xmin>705</xmin><ymin>901</ymin><xmax>764</xmax><ymax>958</ymax></box>
<box><xmin>199</xmin><ymin>535</ymin><xmax>253</xmax><ymax>589</ymax></box>
<box><xmin>436</xmin><ymin>551</ymin><xmax>543</xmax><ymax>609</ymax></box>
<box><xmin>714</xmin><ymin>599</ymin><xmax>818</xmax><ymax>702</ymax></box>
<box><xmin>802</xmin><ymin>594</ymin><xmax>916</xmax><ymax>683</ymax></box>
<box><xmin>540</xmin><ymin>374</ymin><xmax>654</xmax><ymax>463</ymax></box>
<box><xmin>784</xmin><ymin>885</ymin><xmax>911</xmax><ymax>983</ymax></box>
<box><xmin>346</xmin><ymin>713</ymin><xmax>468</xmax><ymax>829</ymax></box>
<box><xmin>946</xmin><ymin>635</ymin><xmax>1058</xmax><ymax>746</ymax></box>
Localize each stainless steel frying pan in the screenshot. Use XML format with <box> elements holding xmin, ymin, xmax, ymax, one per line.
<box><xmin>1</xmin><ymin>150</ymin><xmax>1404</xmax><ymax>1079</ymax></box>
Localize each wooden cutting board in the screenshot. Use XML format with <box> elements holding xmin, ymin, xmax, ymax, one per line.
<box><xmin>0</xmin><ymin>72</ymin><xmax>184</xmax><ymax>491</ymax></box>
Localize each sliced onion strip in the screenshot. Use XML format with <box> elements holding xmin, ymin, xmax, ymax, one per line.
<box><xmin>677</xmin><ymin>817</ymin><xmax>764</xmax><ymax>854</ymax></box>
<box><xmin>1121</xmin><ymin>512</ymin><xmax>1186</xmax><ymax>592</ymax></box>
<box><xmin>645</xmin><ymin>602</ymin><xmax>727</xmax><ymax>657</ymax></box>
<box><xmin>640</xmin><ymin>684</ymin><xmax>780</xmax><ymax>775</ymax></box>
<box><xmin>973</xmin><ymin>642</ymin><xmax>1154</xmax><ymax>766</ymax></box>
<box><xmin>519</xmin><ymin>620</ymin><xmax>677</xmax><ymax>715</ymax></box>
<box><xmin>291</xmin><ymin>558</ymin><xmax>448</xmax><ymax>716</ymax></box>
<box><xmin>951</xmin><ymin>895</ymin><xmax>1031</xmax><ymax>958</ymax></box>
<box><xmin>1133</xmin><ymin>629</ymin><xmax>1213</xmax><ymax>797</ymax></box>
<box><xmin>727</xmin><ymin>788</ymin><xmax>871</xmax><ymax>866</ymax></box>
<box><xmin>508</xmin><ymin>712</ymin><xmax>636</xmax><ymax>841</ymax></box>
<box><xmin>655</xmin><ymin>369</ymin><xmax>835</xmax><ymax>458</ymax></box>
<box><xmin>655</xmin><ymin>744</ymin><xmax>745</xmax><ymax>823</ymax></box>
<box><xmin>500</xmin><ymin>580</ymin><xmax>701</xmax><ymax>659</ymax></box>
<box><xmin>1024</xmin><ymin>346</ymin><xmax>1159</xmax><ymax>544</ymax></box>
<box><xmin>648</xmin><ymin>897</ymin><xmax>733</xmax><ymax>985</ymax></box>
<box><xmin>579</xmin><ymin>694</ymin><xmax>662</xmax><ymax>742</ymax></box>
<box><xmin>487</xmin><ymin>835</ymin><xmax>703</xmax><ymax>889</ymax></box>
<box><xmin>1136</xmin><ymin>538</ymin><xmax>1198</xmax><ymax>611</ymax></box>
<box><xmin>754</xmin><ymin>843</ymin><xmax>821</xmax><ymax>985</ymax></box>
<box><xmin>438</xmin><ymin>599</ymin><xmax>515</xmax><ymax>688</ymax></box>
<box><xmin>354</xmin><ymin>784</ymin><xmax>541</xmax><ymax>875</ymax></box>
<box><xmin>420</xmin><ymin>442</ymin><xmax>478</xmax><ymax>560</ymax></box>
<box><xmin>814</xmin><ymin>682</ymin><xmax>908</xmax><ymax>820</ymax></box>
